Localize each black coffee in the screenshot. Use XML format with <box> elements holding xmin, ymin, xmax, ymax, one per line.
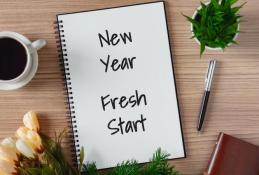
<box><xmin>0</xmin><ymin>38</ymin><xmax>27</xmax><ymax>80</ymax></box>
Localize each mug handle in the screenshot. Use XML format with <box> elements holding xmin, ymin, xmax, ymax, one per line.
<box><xmin>32</xmin><ymin>39</ymin><xmax>47</xmax><ymax>50</ymax></box>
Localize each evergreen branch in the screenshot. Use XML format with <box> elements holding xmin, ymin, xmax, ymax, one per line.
<box><xmin>109</xmin><ymin>160</ymin><xmax>140</xmax><ymax>175</ymax></box>
<box><xmin>81</xmin><ymin>149</ymin><xmax>180</xmax><ymax>175</ymax></box>
<box><xmin>20</xmin><ymin>133</ymin><xmax>181</xmax><ymax>175</ymax></box>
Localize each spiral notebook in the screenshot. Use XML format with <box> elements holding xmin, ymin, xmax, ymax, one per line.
<box><xmin>56</xmin><ymin>1</ymin><xmax>185</xmax><ymax>169</ymax></box>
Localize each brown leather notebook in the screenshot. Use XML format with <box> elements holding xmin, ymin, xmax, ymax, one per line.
<box><xmin>204</xmin><ymin>132</ymin><xmax>259</xmax><ymax>175</ymax></box>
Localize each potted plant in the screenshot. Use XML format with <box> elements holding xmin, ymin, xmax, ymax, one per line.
<box><xmin>183</xmin><ymin>0</ymin><xmax>246</xmax><ymax>56</ymax></box>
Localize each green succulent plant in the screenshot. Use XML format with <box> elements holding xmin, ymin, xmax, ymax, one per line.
<box><xmin>183</xmin><ymin>0</ymin><xmax>246</xmax><ymax>56</ymax></box>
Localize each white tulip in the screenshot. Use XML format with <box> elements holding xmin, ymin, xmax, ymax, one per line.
<box><xmin>23</xmin><ymin>111</ymin><xmax>40</xmax><ymax>132</ymax></box>
<box><xmin>0</xmin><ymin>169</ymin><xmax>9</xmax><ymax>175</ymax></box>
<box><xmin>0</xmin><ymin>144</ymin><xmax>18</xmax><ymax>175</ymax></box>
<box><xmin>0</xmin><ymin>145</ymin><xmax>18</xmax><ymax>163</ymax></box>
<box><xmin>16</xmin><ymin>139</ymin><xmax>35</xmax><ymax>159</ymax></box>
<box><xmin>1</xmin><ymin>137</ymin><xmax>18</xmax><ymax>153</ymax></box>
<box><xmin>16</xmin><ymin>127</ymin><xmax>44</xmax><ymax>154</ymax></box>
<box><xmin>16</xmin><ymin>127</ymin><xmax>30</xmax><ymax>141</ymax></box>
<box><xmin>0</xmin><ymin>158</ymin><xmax>16</xmax><ymax>175</ymax></box>
<box><xmin>26</xmin><ymin>130</ymin><xmax>44</xmax><ymax>153</ymax></box>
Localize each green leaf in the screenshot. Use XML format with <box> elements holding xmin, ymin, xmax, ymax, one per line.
<box><xmin>200</xmin><ymin>42</ymin><xmax>205</xmax><ymax>57</ymax></box>
<box><xmin>232</xmin><ymin>2</ymin><xmax>247</xmax><ymax>13</ymax></box>
<box><xmin>200</xmin><ymin>2</ymin><xmax>207</xmax><ymax>9</ymax></box>
<box><xmin>211</xmin><ymin>0</ymin><xmax>220</xmax><ymax>9</ymax></box>
<box><xmin>182</xmin><ymin>13</ymin><xmax>199</xmax><ymax>28</ymax></box>
<box><xmin>221</xmin><ymin>0</ymin><xmax>226</xmax><ymax>6</ymax></box>
<box><xmin>230</xmin><ymin>0</ymin><xmax>238</xmax><ymax>5</ymax></box>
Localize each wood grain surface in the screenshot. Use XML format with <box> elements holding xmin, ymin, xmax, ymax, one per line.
<box><xmin>0</xmin><ymin>0</ymin><xmax>258</xmax><ymax>174</ymax></box>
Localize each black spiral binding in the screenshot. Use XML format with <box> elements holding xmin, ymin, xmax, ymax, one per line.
<box><xmin>54</xmin><ymin>20</ymin><xmax>80</xmax><ymax>166</ymax></box>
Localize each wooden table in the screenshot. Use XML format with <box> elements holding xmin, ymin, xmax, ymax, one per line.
<box><xmin>0</xmin><ymin>0</ymin><xmax>258</xmax><ymax>174</ymax></box>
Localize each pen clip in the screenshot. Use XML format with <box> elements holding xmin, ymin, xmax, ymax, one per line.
<box><xmin>205</xmin><ymin>60</ymin><xmax>216</xmax><ymax>91</ymax></box>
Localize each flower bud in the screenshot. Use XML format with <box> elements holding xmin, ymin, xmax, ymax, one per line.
<box><xmin>1</xmin><ymin>137</ymin><xmax>19</xmax><ymax>155</ymax></box>
<box><xmin>16</xmin><ymin>139</ymin><xmax>35</xmax><ymax>159</ymax></box>
<box><xmin>26</xmin><ymin>130</ymin><xmax>44</xmax><ymax>153</ymax></box>
<box><xmin>1</xmin><ymin>137</ymin><xmax>16</xmax><ymax>151</ymax></box>
<box><xmin>16</xmin><ymin>127</ymin><xmax>44</xmax><ymax>154</ymax></box>
<box><xmin>16</xmin><ymin>127</ymin><xmax>30</xmax><ymax>141</ymax></box>
<box><xmin>0</xmin><ymin>139</ymin><xmax>18</xmax><ymax>175</ymax></box>
<box><xmin>23</xmin><ymin>111</ymin><xmax>40</xmax><ymax>132</ymax></box>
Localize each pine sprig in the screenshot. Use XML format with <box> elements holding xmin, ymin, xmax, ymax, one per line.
<box><xmin>143</xmin><ymin>148</ymin><xmax>180</xmax><ymax>175</ymax></box>
<box><xmin>183</xmin><ymin>0</ymin><xmax>246</xmax><ymax>56</ymax></box>
<box><xmin>81</xmin><ymin>149</ymin><xmax>181</xmax><ymax>175</ymax></box>
<box><xmin>40</xmin><ymin>131</ymin><xmax>78</xmax><ymax>175</ymax></box>
<box><xmin>18</xmin><ymin>131</ymin><xmax>181</xmax><ymax>175</ymax></box>
<box><xmin>109</xmin><ymin>161</ymin><xmax>140</xmax><ymax>175</ymax></box>
<box><xmin>81</xmin><ymin>163</ymin><xmax>99</xmax><ymax>175</ymax></box>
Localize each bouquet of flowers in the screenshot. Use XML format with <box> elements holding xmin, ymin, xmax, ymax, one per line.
<box><xmin>0</xmin><ymin>111</ymin><xmax>180</xmax><ymax>175</ymax></box>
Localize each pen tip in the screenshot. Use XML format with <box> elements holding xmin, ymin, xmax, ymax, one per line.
<box><xmin>197</xmin><ymin>127</ymin><xmax>202</xmax><ymax>133</ymax></box>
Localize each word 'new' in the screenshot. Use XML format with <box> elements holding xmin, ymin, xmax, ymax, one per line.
<box><xmin>98</xmin><ymin>30</ymin><xmax>132</xmax><ymax>47</ymax></box>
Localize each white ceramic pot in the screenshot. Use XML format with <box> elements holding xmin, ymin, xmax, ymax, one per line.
<box><xmin>0</xmin><ymin>31</ymin><xmax>46</xmax><ymax>90</ymax></box>
<box><xmin>190</xmin><ymin>2</ymin><xmax>239</xmax><ymax>51</ymax></box>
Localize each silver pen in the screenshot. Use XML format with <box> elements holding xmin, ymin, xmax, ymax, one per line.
<box><xmin>197</xmin><ymin>60</ymin><xmax>217</xmax><ymax>131</ymax></box>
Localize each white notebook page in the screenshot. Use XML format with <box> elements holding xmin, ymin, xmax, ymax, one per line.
<box><xmin>57</xmin><ymin>1</ymin><xmax>185</xmax><ymax>169</ymax></box>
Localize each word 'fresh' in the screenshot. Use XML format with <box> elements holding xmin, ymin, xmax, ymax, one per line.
<box><xmin>101</xmin><ymin>90</ymin><xmax>147</xmax><ymax>111</ymax></box>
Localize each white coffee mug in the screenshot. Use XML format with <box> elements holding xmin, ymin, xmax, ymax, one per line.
<box><xmin>0</xmin><ymin>31</ymin><xmax>46</xmax><ymax>90</ymax></box>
